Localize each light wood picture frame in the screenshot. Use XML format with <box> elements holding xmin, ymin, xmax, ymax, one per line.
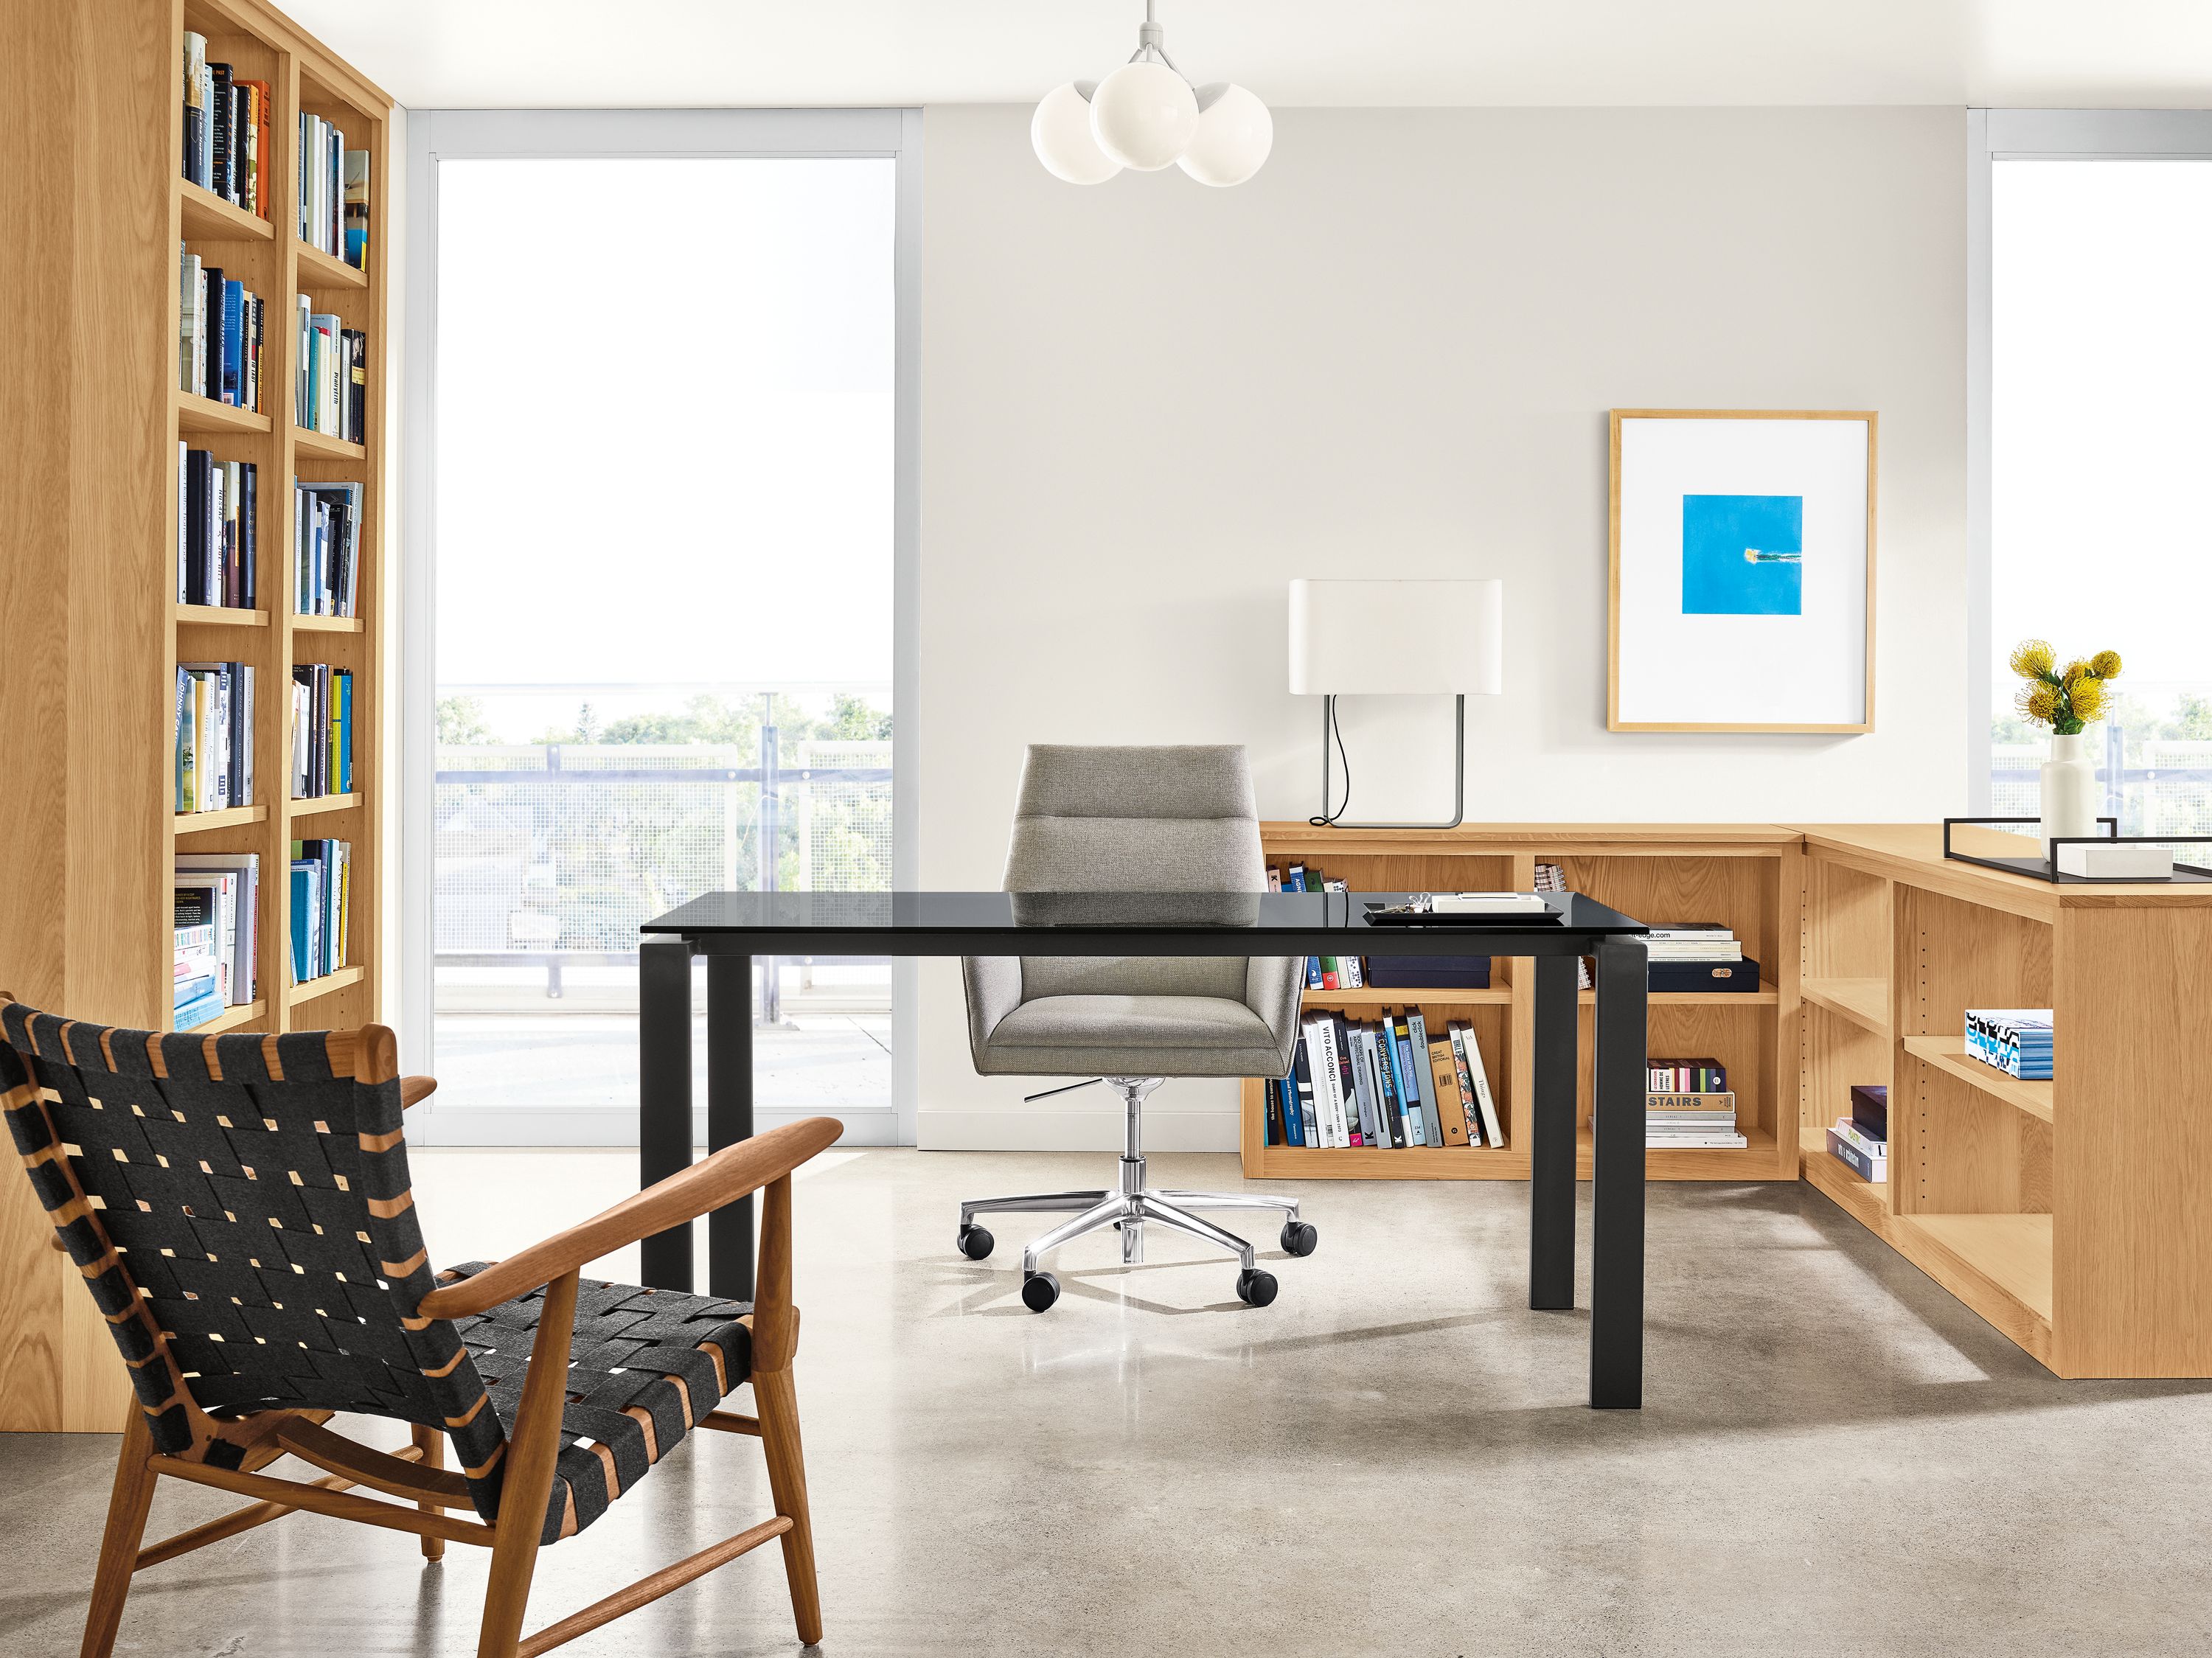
<box><xmin>1608</xmin><ymin>408</ymin><xmax>1877</xmax><ymax>733</ymax></box>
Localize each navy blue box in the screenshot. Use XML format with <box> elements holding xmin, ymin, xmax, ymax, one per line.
<box><xmin>1849</xmin><ymin>1084</ymin><xmax>1888</xmax><ymax>1140</ymax></box>
<box><xmin>1361</xmin><ymin>955</ymin><xmax>1491</xmax><ymax>989</ymax></box>
<box><xmin>1646</xmin><ymin>955</ymin><xmax>1761</xmax><ymax>994</ymax></box>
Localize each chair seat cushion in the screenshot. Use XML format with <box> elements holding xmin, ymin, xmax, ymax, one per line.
<box><xmin>442</xmin><ymin>1267</ymin><xmax>753</xmax><ymax>1544</ymax></box>
<box><xmin>979</xmin><ymin>994</ymin><xmax>1285</xmax><ymax>1078</ymax></box>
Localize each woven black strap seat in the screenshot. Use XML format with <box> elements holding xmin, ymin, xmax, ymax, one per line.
<box><xmin>0</xmin><ymin>995</ymin><xmax>838</xmax><ymax>1657</ymax></box>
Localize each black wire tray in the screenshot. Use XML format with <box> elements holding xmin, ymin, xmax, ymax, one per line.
<box><xmin>1941</xmin><ymin>817</ymin><xmax>2212</xmax><ymax>884</ymax></box>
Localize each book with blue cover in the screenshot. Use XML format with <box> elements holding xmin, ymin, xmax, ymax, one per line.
<box><xmin>1965</xmin><ymin>1010</ymin><xmax>2053</xmax><ymax>1081</ymax></box>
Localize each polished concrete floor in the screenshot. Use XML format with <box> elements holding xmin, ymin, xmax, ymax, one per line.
<box><xmin>8</xmin><ymin>1149</ymin><xmax>2211</xmax><ymax>1657</ymax></box>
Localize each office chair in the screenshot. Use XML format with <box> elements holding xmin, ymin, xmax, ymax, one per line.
<box><xmin>956</xmin><ymin>744</ymin><xmax>1317</xmax><ymax>1312</ymax></box>
<box><xmin>0</xmin><ymin>995</ymin><xmax>838</xmax><ymax>1658</ymax></box>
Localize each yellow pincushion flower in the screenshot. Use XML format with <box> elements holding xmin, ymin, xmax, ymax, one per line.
<box><xmin>2090</xmin><ymin>649</ymin><xmax>2123</xmax><ymax>678</ymax></box>
<box><xmin>2061</xmin><ymin>659</ymin><xmax>2093</xmax><ymax>688</ymax></box>
<box><xmin>2018</xmin><ymin>683</ymin><xmax>2060</xmax><ymax>722</ymax></box>
<box><xmin>2070</xmin><ymin>679</ymin><xmax>2110</xmax><ymax>722</ymax></box>
<box><xmin>2010</xmin><ymin>639</ymin><xmax>2056</xmax><ymax>680</ymax></box>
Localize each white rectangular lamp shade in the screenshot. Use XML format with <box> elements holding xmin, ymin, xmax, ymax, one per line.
<box><xmin>1287</xmin><ymin>578</ymin><xmax>1503</xmax><ymax>696</ymax></box>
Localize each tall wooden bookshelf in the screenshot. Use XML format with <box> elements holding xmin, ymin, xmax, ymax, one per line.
<box><xmin>1242</xmin><ymin>825</ymin><xmax>1805</xmax><ymax>1184</ymax></box>
<box><xmin>0</xmin><ymin>0</ymin><xmax>391</xmax><ymax>1430</ymax></box>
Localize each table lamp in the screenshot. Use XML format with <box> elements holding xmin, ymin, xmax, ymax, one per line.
<box><xmin>1287</xmin><ymin>577</ymin><xmax>1503</xmax><ymax>829</ymax></box>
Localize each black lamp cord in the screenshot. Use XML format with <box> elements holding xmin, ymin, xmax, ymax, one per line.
<box><xmin>1309</xmin><ymin>696</ymin><xmax>1353</xmax><ymax>827</ymax></box>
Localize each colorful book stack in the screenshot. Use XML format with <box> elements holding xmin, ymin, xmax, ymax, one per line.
<box><xmin>290</xmin><ymin>838</ymin><xmax>352</xmax><ymax>985</ymax></box>
<box><xmin>1646</xmin><ymin>922</ymin><xmax>1761</xmax><ymax>994</ymax></box>
<box><xmin>1965</xmin><ymin>1009</ymin><xmax>2053</xmax><ymax>1081</ymax></box>
<box><xmin>295</xmin><ymin>479</ymin><xmax>363</xmax><ymax>616</ymax></box>
<box><xmin>291</xmin><ymin>665</ymin><xmax>355</xmax><ymax>799</ymax></box>
<box><xmin>179</xmin><ymin>248</ymin><xmax>266</xmax><ymax>410</ymax></box>
<box><xmin>180</xmin><ymin>34</ymin><xmax>271</xmax><ymax>215</ymax></box>
<box><xmin>1646</xmin><ymin>1056</ymin><xmax>1747</xmax><ymax>1149</ymax></box>
<box><xmin>299</xmin><ymin>112</ymin><xmax>369</xmax><ymax>270</ymax></box>
<box><xmin>174</xmin><ymin>663</ymin><xmax>257</xmax><ymax>814</ymax></box>
<box><xmin>177</xmin><ymin>450</ymin><xmax>257</xmax><ymax>609</ymax></box>
<box><xmin>173</xmin><ymin>901</ymin><xmax>224</xmax><ymax>1031</ymax></box>
<box><xmin>1827</xmin><ymin>1084</ymin><xmax>1888</xmax><ymax>1182</ymax></box>
<box><xmin>175</xmin><ymin>854</ymin><xmax>260</xmax><ymax>1017</ymax></box>
<box><xmin>1268</xmin><ymin>1010</ymin><xmax>1504</xmax><ymax>1149</ymax></box>
<box><xmin>1265</xmin><ymin>862</ymin><xmax>1492</xmax><ymax>992</ymax></box>
<box><xmin>294</xmin><ymin>298</ymin><xmax>367</xmax><ymax>442</ymax></box>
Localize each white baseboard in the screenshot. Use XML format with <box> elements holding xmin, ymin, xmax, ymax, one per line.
<box><xmin>407</xmin><ymin>1104</ymin><xmax>901</xmax><ymax>1148</ymax></box>
<box><xmin>917</xmin><ymin>1107</ymin><xmax>1239</xmax><ymax>1153</ymax></box>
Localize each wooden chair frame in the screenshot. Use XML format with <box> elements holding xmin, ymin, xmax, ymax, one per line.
<box><xmin>42</xmin><ymin>1018</ymin><xmax>837</xmax><ymax>1658</ymax></box>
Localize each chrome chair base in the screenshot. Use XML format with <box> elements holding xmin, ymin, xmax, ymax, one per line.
<box><xmin>955</xmin><ymin>1078</ymin><xmax>1318</xmax><ymax>1311</ymax></box>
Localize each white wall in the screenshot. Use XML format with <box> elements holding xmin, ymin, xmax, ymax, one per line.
<box><xmin>917</xmin><ymin>105</ymin><xmax>1966</xmax><ymax>1149</ymax></box>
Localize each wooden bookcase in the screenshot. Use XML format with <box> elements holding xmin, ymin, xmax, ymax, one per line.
<box><xmin>1796</xmin><ymin>824</ymin><xmax>2212</xmax><ymax>1378</ymax></box>
<box><xmin>1241</xmin><ymin>825</ymin><xmax>1804</xmax><ymax>1184</ymax></box>
<box><xmin>0</xmin><ymin>0</ymin><xmax>391</xmax><ymax>1430</ymax></box>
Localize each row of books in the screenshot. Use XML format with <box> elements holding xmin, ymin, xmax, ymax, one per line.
<box><xmin>1268</xmin><ymin>861</ymin><xmax>1495</xmax><ymax>991</ymax></box>
<box><xmin>300</xmin><ymin>113</ymin><xmax>370</xmax><ymax>269</ymax></box>
<box><xmin>1826</xmin><ymin>1084</ymin><xmax>1889</xmax><ymax>1182</ymax></box>
<box><xmin>180</xmin><ymin>36</ymin><xmax>270</xmax><ymax>215</ymax></box>
<box><xmin>178</xmin><ymin>450</ymin><xmax>258</xmax><ymax>609</ymax></box>
<box><xmin>1646</xmin><ymin>1055</ymin><xmax>1746</xmax><ymax>1149</ymax></box>
<box><xmin>175</xmin><ymin>663</ymin><xmax>256</xmax><ymax>815</ymax></box>
<box><xmin>291</xmin><ymin>666</ymin><xmax>356</xmax><ymax>799</ymax></box>
<box><xmin>179</xmin><ymin>249</ymin><xmax>266</xmax><ymax>411</ymax></box>
<box><xmin>296</xmin><ymin>300</ymin><xmax>368</xmax><ymax>442</ymax></box>
<box><xmin>1966</xmin><ymin>1009</ymin><xmax>2052</xmax><ymax>1081</ymax></box>
<box><xmin>174</xmin><ymin>854</ymin><xmax>261</xmax><ymax>1027</ymax></box>
<box><xmin>297</xmin><ymin>481</ymin><xmax>364</xmax><ymax>616</ymax></box>
<box><xmin>1269</xmin><ymin>1010</ymin><xmax>1506</xmax><ymax>1149</ymax></box>
<box><xmin>292</xmin><ymin>839</ymin><xmax>353</xmax><ymax>985</ymax></box>
<box><xmin>1643</xmin><ymin>923</ymin><xmax>1761</xmax><ymax>994</ymax></box>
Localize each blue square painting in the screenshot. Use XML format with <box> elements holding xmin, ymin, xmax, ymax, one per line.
<box><xmin>1681</xmin><ymin>494</ymin><xmax>1803</xmax><ymax>616</ymax></box>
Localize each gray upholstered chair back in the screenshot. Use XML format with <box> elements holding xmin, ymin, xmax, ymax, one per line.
<box><xmin>996</xmin><ymin>745</ymin><xmax>1264</xmax><ymax>1002</ymax></box>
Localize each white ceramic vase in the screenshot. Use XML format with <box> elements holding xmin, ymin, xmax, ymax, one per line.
<box><xmin>2036</xmin><ymin>731</ymin><xmax>2101</xmax><ymax>856</ymax></box>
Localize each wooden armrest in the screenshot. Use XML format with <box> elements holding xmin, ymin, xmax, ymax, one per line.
<box><xmin>414</xmin><ymin>1115</ymin><xmax>842</xmax><ymax>1320</ymax></box>
<box><xmin>400</xmin><ymin>1076</ymin><xmax>437</xmax><ymax>1110</ymax></box>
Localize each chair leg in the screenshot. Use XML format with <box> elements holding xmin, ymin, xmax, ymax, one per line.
<box><xmin>80</xmin><ymin>1409</ymin><xmax>158</xmax><ymax>1658</ymax></box>
<box><xmin>477</xmin><ymin>1269</ymin><xmax>578</xmax><ymax>1658</ymax></box>
<box><xmin>411</xmin><ymin>1424</ymin><xmax>447</xmax><ymax>1563</ymax></box>
<box><xmin>754</xmin><ymin>1365</ymin><xmax>823</xmax><ymax>1646</ymax></box>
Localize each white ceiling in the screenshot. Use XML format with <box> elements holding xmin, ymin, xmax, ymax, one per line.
<box><xmin>282</xmin><ymin>0</ymin><xmax>2212</xmax><ymax>111</ymax></box>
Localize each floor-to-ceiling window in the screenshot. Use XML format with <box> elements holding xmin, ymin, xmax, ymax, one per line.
<box><xmin>1978</xmin><ymin>112</ymin><xmax>2212</xmax><ymax>840</ymax></box>
<box><xmin>403</xmin><ymin>112</ymin><xmax>918</xmax><ymax>1143</ymax></box>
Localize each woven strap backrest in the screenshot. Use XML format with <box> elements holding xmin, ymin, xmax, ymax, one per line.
<box><xmin>0</xmin><ymin>1000</ymin><xmax>512</xmax><ymax>1513</ymax></box>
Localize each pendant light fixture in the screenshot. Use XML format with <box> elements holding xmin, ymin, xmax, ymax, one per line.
<box><xmin>1032</xmin><ymin>1</ymin><xmax>1273</xmax><ymax>188</ymax></box>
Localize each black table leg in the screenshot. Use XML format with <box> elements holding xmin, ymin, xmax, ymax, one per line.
<box><xmin>1530</xmin><ymin>952</ymin><xmax>1579</xmax><ymax>1310</ymax></box>
<box><xmin>639</xmin><ymin>938</ymin><xmax>695</xmax><ymax>1292</ymax></box>
<box><xmin>1590</xmin><ymin>936</ymin><xmax>1648</xmax><ymax>1409</ymax></box>
<box><xmin>707</xmin><ymin>952</ymin><xmax>755</xmax><ymax>1300</ymax></box>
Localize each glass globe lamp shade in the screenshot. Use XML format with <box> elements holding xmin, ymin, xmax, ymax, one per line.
<box><xmin>1178</xmin><ymin>83</ymin><xmax>1273</xmax><ymax>187</ymax></box>
<box><xmin>1089</xmin><ymin>60</ymin><xmax>1199</xmax><ymax>171</ymax></box>
<box><xmin>1032</xmin><ymin>82</ymin><xmax>1121</xmax><ymax>184</ymax></box>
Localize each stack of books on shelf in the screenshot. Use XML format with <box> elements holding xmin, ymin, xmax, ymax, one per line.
<box><xmin>290</xmin><ymin>838</ymin><xmax>352</xmax><ymax>985</ymax></box>
<box><xmin>1827</xmin><ymin>1084</ymin><xmax>1888</xmax><ymax>1182</ymax></box>
<box><xmin>173</xmin><ymin>912</ymin><xmax>224</xmax><ymax>1031</ymax></box>
<box><xmin>1645</xmin><ymin>922</ymin><xmax>1761</xmax><ymax>994</ymax></box>
<box><xmin>175</xmin><ymin>854</ymin><xmax>260</xmax><ymax>1028</ymax></box>
<box><xmin>1267</xmin><ymin>1009</ymin><xmax>1504</xmax><ymax>1149</ymax></box>
<box><xmin>1646</xmin><ymin>1056</ymin><xmax>1746</xmax><ymax>1149</ymax></box>
<box><xmin>291</xmin><ymin>665</ymin><xmax>355</xmax><ymax>798</ymax></box>
<box><xmin>174</xmin><ymin>663</ymin><xmax>256</xmax><ymax>814</ymax></box>
<box><xmin>295</xmin><ymin>479</ymin><xmax>363</xmax><ymax>616</ymax></box>
<box><xmin>299</xmin><ymin>113</ymin><xmax>369</xmax><ymax>270</ymax></box>
<box><xmin>179</xmin><ymin>250</ymin><xmax>266</xmax><ymax>410</ymax></box>
<box><xmin>1534</xmin><ymin>861</ymin><xmax>1593</xmax><ymax>988</ymax></box>
<box><xmin>177</xmin><ymin>450</ymin><xmax>257</xmax><ymax>608</ymax></box>
<box><xmin>1966</xmin><ymin>1009</ymin><xmax>2053</xmax><ymax>1080</ymax></box>
<box><xmin>180</xmin><ymin>35</ymin><xmax>271</xmax><ymax>215</ymax></box>
<box><xmin>294</xmin><ymin>299</ymin><xmax>366</xmax><ymax>442</ymax></box>
<box><xmin>1266</xmin><ymin>861</ymin><xmax>1492</xmax><ymax>992</ymax></box>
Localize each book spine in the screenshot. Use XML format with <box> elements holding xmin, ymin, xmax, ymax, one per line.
<box><xmin>1428</xmin><ymin>1038</ymin><xmax>1473</xmax><ymax>1147</ymax></box>
<box><xmin>1826</xmin><ymin>1128</ymin><xmax>1885</xmax><ymax>1182</ymax></box>
<box><xmin>1447</xmin><ymin>1024</ymin><xmax>1484</xmax><ymax>1148</ymax></box>
<box><xmin>1287</xmin><ymin>1034</ymin><xmax>1314</xmax><ymax>1149</ymax></box>
<box><xmin>1405</xmin><ymin>1010</ymin><xmax>1438</xmax><ymax>1146</ymax></box>
<box><xmin>1387</xmin><ymin>1015</ymin><xmax>1428</xmax><ymax>1147</ymax></box>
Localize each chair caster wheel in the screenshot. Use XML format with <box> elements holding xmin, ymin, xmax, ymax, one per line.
<box><xmin>1236</xmin><ymin>1267</ymin><xmax>1278</xmax><ymax>1306</ymax></box>
<box><xmin>1021</xmin><ymin>1271</ymin><xmax>1060</xmax><ymax>1312</ymax></box>
<box><xmin>1279</xmin><ymin>1220</ymin><xmax>1318</xmax><ymax>1257</ymax></box>
<box><xmin>958</xmin><ymin>1224</ymin><xmax>994</xmax><ymax>1261</ymax></box>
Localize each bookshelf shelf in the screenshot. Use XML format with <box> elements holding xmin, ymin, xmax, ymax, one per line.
<box><xmin>291</xmin><ymin>792</ymin><xmax>358</xmax><ymax>817</ymax></box>
<box><xmin>1901</xmin><ymin>1034</ymin><xmax>2054</xmax><ymax>1123</ymax></box>
<box><xmin>178</xmin><ymin>178</ymin><xmax>273</xmax><ymax>242</ymax></box>
<box><xmin>173</xmin><ymin>804</ymin><xmax>268</xmax><ymax>836</ymax></box>
<box><xmin>292</xmin><ymin>613</ymin><xmax>365</xmax><ymax>633</ymax></box>
<box><xmin>1578</xmin><ymin>982</ymin><xmax>1778</xmax><ymax>1006</ymax></box>
<box><xmin>1299</xmin><ymin>986</ymin><xmax>1511</xmax><ymax>1009</ymax></box>
<box><xmin>175</xmin><ymin>604</ymin><xmax>269</xmax><ymax>628</ymax></box>
<box><xmin>178</xmin><ymin>999</ymin><xmax>268</xmax><ymax>1037</ymax></box>
<box><xmin>286</xmin><ymin>964</ymin><xmax>366</xmax><ymax>1008</ymax></box>
<box><xmin>1801</xmin><ymin>1139</ymin><xmax>1889</xmax><ymax>1229</ymax></box>
<box><xmin>1577</xmin><ymin>1122</ymin><xmax>1778</xmax><ymax>1176</ymax></box>
<box><xmin>1801</xmin><ymin>975</ymin><xmax>1887</xmax><ymax>1036</ymax></box>
<box><xmin>176</xmin><ymin>389</ymin><xmax>270</xmax><ymax>436</ymax></box>
<box><xmin>296</xmin><ymin>239</ymin><xmax>369</xmax><ymax>290</ymax></box>
<box><xmin>1893</xmin><ymin>1213</ymin><xmax>2053</xmax><ymax>1330</ymax></box>
<box><xmin>293</xmin><ymin>424</ymin><xmax>366</xmax><ymax>460</ymax></box>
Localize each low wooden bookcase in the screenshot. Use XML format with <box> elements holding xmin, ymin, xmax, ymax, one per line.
<box><xmin>1240</xmin><ymin>824</ymin><xmax>1804</xmax><ymax>1184</ymax></box>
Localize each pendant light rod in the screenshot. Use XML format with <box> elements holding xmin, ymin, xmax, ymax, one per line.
<box><xmin>1129</xmin><ymin>1</ymin><xmax>1183</xmax><ymax>76</ymax></box>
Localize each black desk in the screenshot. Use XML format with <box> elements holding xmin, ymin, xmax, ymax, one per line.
<box><xmin>637</xmin><ymin>889</ymin><xmax>1652</xmax><ymax>1409</ymax></box>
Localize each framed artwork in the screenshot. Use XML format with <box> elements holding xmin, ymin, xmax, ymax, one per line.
<box><xmin>1608</xmin><ymin>409</ymin><xmax>1877</xmax><ymax>733</ymax></box>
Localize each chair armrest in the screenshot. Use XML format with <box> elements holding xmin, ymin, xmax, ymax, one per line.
<box><xmin>1245</xmin><ymin>956</ymin><xmax>1304</xmax><ymax>1073</ymax></box>
<box><xmin>960</xmin><ymin>955</ymin><xmax>1023</xmax><ymax>1063</ymax></box>
<box><xmin>400</xmin><ymin>1076</ymin><xmax>436</xmax><ymax>1110</ymax></box>
<box><xmin>414</xmin><ymin>1115</ymin><xmax>843</xmax><ymax>1320</ymax></box>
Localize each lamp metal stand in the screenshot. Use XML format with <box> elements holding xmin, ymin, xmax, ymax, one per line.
<box><xmin>1315</xmin><ymin>693</ymin><xmax>1466</xmax><ymax>831</ymax></box>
